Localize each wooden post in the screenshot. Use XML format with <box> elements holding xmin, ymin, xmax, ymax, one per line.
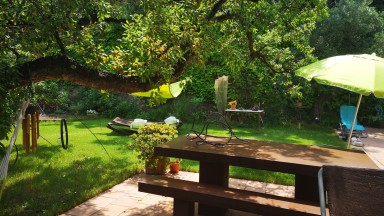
<box><xmin>25</xmin><ymin>114</ymin><xmax>31</xmax><ymax>155</ymax></box>
<box><xmin>22</xmin><ymin>117</ymin><xmax>27</xmax><ymax>150</ymax></box>
<box><xmin>31</xmin><ymin>112</ymin><xmax>37</xmax><ymax>152</ymax></box>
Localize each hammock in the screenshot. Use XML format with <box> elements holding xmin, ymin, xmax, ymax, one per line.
<box><xmin>0</xmin><ymin>100</ymin><xmax>29</xmax><ymax>200</ymax></box>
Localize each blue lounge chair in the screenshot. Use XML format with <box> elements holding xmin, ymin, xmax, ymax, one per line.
<box><xmin>339</xmin><ymin>105</ymin><xmax>368</xmax><ymax>139</ymax></box>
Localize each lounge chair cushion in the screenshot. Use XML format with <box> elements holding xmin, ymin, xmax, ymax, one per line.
<box><xmin>130</xmin><ymin>119</ymin><xmax>147</xmax><ymax>129</ymax></box>
<box><xmin>164</xmin><ymin>116</ymin><xmax>179</xmax><ymax>127</ymax></box>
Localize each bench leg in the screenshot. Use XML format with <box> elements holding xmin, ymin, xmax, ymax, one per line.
<box><xmin>295</xmin><ymin>174</ymin><xmax>319</xmax><ymax>203</ymax></box>
<box><xmin>198</xmin><ymin>161</ymin><xmax>229</xmax><ymax>216</ymax></box>
<box><xmin>173</xmin><ymin>199</ymin><xmax>194</xmax><ymax>216</ymax></box>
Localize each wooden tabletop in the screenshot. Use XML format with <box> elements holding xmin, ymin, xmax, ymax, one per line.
<box><xmin>155</xmin><ymin>136</ymin><xmax>378</xmax><ymax>176</ymax></box>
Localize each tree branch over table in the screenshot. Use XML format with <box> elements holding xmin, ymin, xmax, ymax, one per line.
<box><xmin>14</xmin><ymin>55</ymin><xmax>154</xmax><ymax>94</ymax></box>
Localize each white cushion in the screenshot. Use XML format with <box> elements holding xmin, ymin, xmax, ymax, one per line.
<box><xmin>130</xmin><ymin>119</ymin><xmax>147</xmax><ymax>129</ymax></box>
<box><xmin>164</xmin><ymin>116</ymin><xmax>179</xmax><ymax>125</ymax></box>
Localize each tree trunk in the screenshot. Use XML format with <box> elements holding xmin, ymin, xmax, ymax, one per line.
<box><xmin>13</xmin><ymin>55</ymin><xmax>156</xmax><ymax>94</ymax></box>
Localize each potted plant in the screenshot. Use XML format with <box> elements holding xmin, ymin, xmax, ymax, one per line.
<box><xmin>169</xmin><ymin>158</ymin><xmax>182</xmax><ymax>174</ymax></box>
<box><xmin>228</xmin><ymin>100</ymin><xmax>237</xmax><ymax>110</ymax></box>
<box><xmin>289</xmin><ymin>85</ymin><xmax>303</xmax><ymax>108</ymax></box>
<box><xmin>129</xmin><ymin>123</ymin><xmax>178</xmax><ymax>175</ymax></box>
<box><xmin>296</xmin><ymin>93</ymin><xmax>303</xmax><ymax>108</ymax></box>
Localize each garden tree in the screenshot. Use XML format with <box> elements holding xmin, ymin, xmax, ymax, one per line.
<box><xmin>0</xmin><ymin>0</ymin><xmax>328</xmax><ymax>139</ymax></box>
<box><xmin>311</xmin><ymin>0</ymin><xmax>384</xmax><ymax>59</ymax></box>
<box><xmin>309</xmin><ymin>0</ymin><xmax>384</xmax><ymax>124</ymax></box>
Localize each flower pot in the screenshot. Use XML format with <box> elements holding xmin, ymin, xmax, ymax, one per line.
<box><xmin>230</xmin><ymin>104</ymin><xmax>236</xmax><ymax>110</ymax></box>
<box><xmin>297</xmin><ymin>100</ymin><xmax>303</xmax><ymax>108</ymax></box>
<box><xmin>169</xmin><ymin>162</ymin><xmax>180</xmax><ymax>174</ymax></box>
<box><xmin>145</xmin><ymin>157</ymin><xmax>168</xmax><ymax>175</ymax></box>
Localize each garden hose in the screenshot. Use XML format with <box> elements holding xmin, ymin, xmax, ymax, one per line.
<box><xmin>73</xmin><ymin>114</ymin><xmax>112</xmax><ymax>160</ymax></box>
<box><xmin>60</xmin><ymin>119</ymin><xmax>68</xmax><ymax>150</ymax></box>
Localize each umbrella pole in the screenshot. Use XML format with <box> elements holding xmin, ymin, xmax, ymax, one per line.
<box><xmin>347</xmin><ymin>94</ymin><xmax>363</xmax><ymax>148</ymax></box>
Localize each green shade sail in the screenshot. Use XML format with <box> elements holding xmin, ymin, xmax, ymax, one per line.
<box><xmin>131</xmin><ymin>79</ymin><xmax>188</xmax><ymax>99</ymax></box>
<box><xmin>296</xmin><ymin>54</ymin><xmax>384</xmax><ymax>98</ymax></box>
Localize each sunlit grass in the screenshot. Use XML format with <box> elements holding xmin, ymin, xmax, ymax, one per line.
<box><xmin>0</xmin><ymin>118</ymin><xmax>140</xmax><ymax>216</ymax></box>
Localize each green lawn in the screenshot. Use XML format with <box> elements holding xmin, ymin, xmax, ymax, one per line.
<box><xmin>0</xmin><ymin>117</ymin><xmax>345</xmax><ymax>215</ymax></box>
<box><xmin>0</xmin><ymin>118</ymin><xmax>140</xmax><ymax>216</ymax></box>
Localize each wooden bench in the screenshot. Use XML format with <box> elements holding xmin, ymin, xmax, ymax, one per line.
<box><xmin>138</xmin><ymin>176</ymin><xmax>322</xmax><ymax>216</ymax></box>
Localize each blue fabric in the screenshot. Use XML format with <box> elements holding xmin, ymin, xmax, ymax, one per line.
<box><xmin>340</xmin><ymin>105</ymin><xmax>366</xmax><ymax>131</ymax></box>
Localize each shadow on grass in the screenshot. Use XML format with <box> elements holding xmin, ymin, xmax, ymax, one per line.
<box><xmin>0</xmin><ymin>147</ymin><xmax>139</xmax><ymax>216</ymax></box>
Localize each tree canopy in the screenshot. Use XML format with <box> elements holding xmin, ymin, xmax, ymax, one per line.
<box><xmin>0</xmin><ymin>0</ymin><xmax>329</xmax><ymax>139</ymax></box>
<box><xmin>312</xmin><ymin>0</ymin><xmax>384</xmax><ymax>58</ymax></box>
<box><xmin>1</xmin><ymin>0</ymin><xmax>328</xmax><ymax>91</ymax></box>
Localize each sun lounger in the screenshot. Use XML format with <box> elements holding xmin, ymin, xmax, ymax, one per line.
<box><xmin>339</xmin><ymin>105</ymin><xmax>368</xmax><ymax>139</ymax></box>
<box><xmin>107</xmin><ymin>116</ymin><xmax>183</xmax><ymax>135</ymax></box>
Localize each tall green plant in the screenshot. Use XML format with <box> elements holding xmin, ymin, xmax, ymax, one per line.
<box><xmin>215</xmin><ymin>76</ymin><xmax>228</xmax><ymax>114</ymax></box>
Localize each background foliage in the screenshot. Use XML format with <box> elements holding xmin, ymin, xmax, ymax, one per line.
<box><xmin>1</xmin><ymin>0</ymin><xmax>384</xmax><ymax>137</ymax></box>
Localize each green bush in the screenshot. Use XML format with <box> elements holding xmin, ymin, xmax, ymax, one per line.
<box><xmin>128</xmin><ymin>124</ymin><xmax>178</xmax><ymax>168</ymax></box>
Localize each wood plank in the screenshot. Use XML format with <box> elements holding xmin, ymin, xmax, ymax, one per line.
<box><xmin>138</xmin><ymin>176</ymin><xmax>321</xmax><ymax>216</ymax></box>
<box><xmin>155</xmin><ymin>136</ymin><xmax>378</xmax><ymax>177</ymax></box>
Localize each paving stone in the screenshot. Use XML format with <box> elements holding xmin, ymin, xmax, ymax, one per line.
<box><xmin>138</xmin><ymin>194</ymin><xmax>168</xmax><ymax>205</ymax></box>
<box><xmin>100</xmin><ymin>190</ymin><xmax>126</xmax><ymax>199</ymax></box>
<box><xmin>110</xmin><ymin>183</ymin><xmax>137</xmax><ymax>193</ymax></box>
<box><xmin>118</xmin><ymin>202</ymin><xmax>173</xmax><ymax>216</ymax></box>
<box><xmin>61</xmin><ymin>203</ymin><xmax>101</xmax><ymax>216</ymax></box>
<box><xmin>83</xmin><ymin>196</ymin><xmax>115</xmax><ymax>208</ymax></box>
<box><xmin>265</xmin><ymin>183</ymin><xmax>294</xmax><ymax>198</ymax></box>
<box><xmin>110</xmin><ymin>195</ymin><xmax>138</xmax><ymax>207</ymax></box>
<box><xmin>91</xmin><ymin>204</ymin><xmax>129</xmax><ymax>216</ymax></box>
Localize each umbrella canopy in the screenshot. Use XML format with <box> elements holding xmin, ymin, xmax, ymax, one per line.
<box><xmin>296</xmin><ymin>53</ymin><xmax>384</xmax><ymax>147</ymax></box>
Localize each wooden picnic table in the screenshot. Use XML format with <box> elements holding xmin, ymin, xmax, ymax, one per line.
<box><xmin>154</xmin><ymin>135</ymin><xmax>378</xmax><ymax>215</ymax></box>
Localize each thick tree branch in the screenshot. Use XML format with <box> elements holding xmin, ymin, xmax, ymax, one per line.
<box><xmin>213</xmin><ymin>13</ymin><xmax>234</xmax><ymax>21</ymax></box>
<box><xmin>207</xmin><ymin>0</ymin><xmax>227</xmax><ymax>20</ymax></box>
<box><xmin>77</xmin><ymin>13</ymin><xmax>127</xmax><ymax>27</ymax></box>
<box><xmin>246</xmin><ymin>31</ymin><xmax>256</xmax><ymax>59</ymax></box>
<box><xmin>16</xmin><ymin>55</ymin><xmax>154</xmax><ymax>94</ymax></box>
<box><xmin>246</xmin><ymin>31</ymin><xmax>281</xmax><ymax>74</ymax></box>
<box><xmin>53</xmin><ymin>31</ymin><xmax>66</xmax><ymax>54</ymax></box>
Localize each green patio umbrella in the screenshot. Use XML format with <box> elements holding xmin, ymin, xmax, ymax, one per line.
<box><xmin>296</xmin><ymin>53</ymin><xmax>384</xmax><ymax>148</ymax></box>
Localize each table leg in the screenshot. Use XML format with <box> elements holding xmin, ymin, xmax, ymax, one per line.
<box><xmin>174</xmin><ymin>199</ymin><xmax>194</xmax><ymax>216</ymax></box>
<box><xmin>198</xmin><ymin>161</ymin><xmax>229</xmax><ymax>216</ymax></box>
<box><xmin>258</xmin><ymin>113</ymin><xmax>264</xmax><ymax>128</ymax></box>
<box><xmin>295</xmin><ymin>174</ymin><xmax>320</xmax><ymax>203</ymax></box>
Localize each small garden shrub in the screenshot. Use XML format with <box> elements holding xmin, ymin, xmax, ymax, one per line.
<box><xmin>129</xmin><ymin>124</ymin><xmax>178</xmax><ymax>171</ymax></box>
